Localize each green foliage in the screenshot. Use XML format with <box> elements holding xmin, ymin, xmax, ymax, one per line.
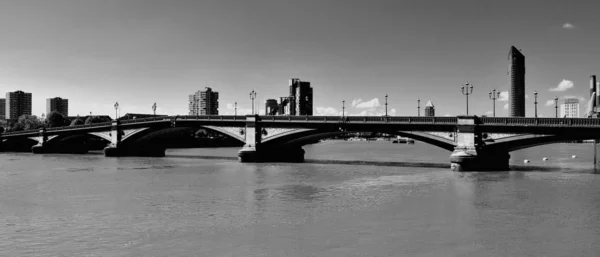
<box><xmin>46</xmin><ymin>111</ymin><xmax>69</xmax><ymax>128</ymax></box>
<box><xmin>70</xmin><ymin>118</ymin><xmax>85</xmax><ymax>126</ymax></box>
<box><xmin>12</xmin><ymin>115</ymin><xmax>43</xmax><ymax>131</ymax></box>
<box><xmin>84</xmin><ymin>116</ymin><xmax>112</xmax><ymax>125</ymax></box>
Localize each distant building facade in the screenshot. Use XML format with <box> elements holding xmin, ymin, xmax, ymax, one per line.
<box><xmin>508</xmin><ymin>46</ymin><xmax>525</xmax><ymax>117</ymax></box>
<box><xmin>587</xmin><ymin>75</ymin><xmax>600</xmax><ymax>117</ymax></box>
<box><xmin>265</xmin><ymin>99</ymin><xmax>278</xmax><ymax>115</ymax></box>
<box><xmin>6</xmin><ymin>90</ymin><xmax>32</xmax><ymax>120</ymax></box>
<box><xmin>560</xmin><ymin>98</ymin><xmax>580</xmax><ymax>118</ymax></box>
<box><xmin>288</xmin><ymin>78</ymin><xmax>313</xmax><ymax>116</ymax></box>
<box><xmin>424</xmin><ymin>100</ymin><xmax>435</xmax><ymax>116</ymax></box>
<box><xmin>46</xmin><ymin>97</ymin><xmax>69</xmax><ymax>116</ymax></box>
<box><xmin>189</xmin><ymin>87</ymin><xmax>219</xmax><ymax>115</ymax></box>
<box><xmin>0</xmin><ymin>98</ymin><xmax>5</xmax><ymax>120</ymax></box>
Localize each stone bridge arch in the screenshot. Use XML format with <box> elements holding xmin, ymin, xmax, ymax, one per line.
<box><xmin>114</xmin><ymin>126</ymin><xmax>246</xmax><ymax>150</ymax></box>
<box><xmin>486</xmin><ymin>134</ymin><xmax>598</xmax><ymax>152</ymax></box>
<box><xmin>259</xmin><ymin>128</ymin><xmax>457</xmax><ymax>151</ymax></box>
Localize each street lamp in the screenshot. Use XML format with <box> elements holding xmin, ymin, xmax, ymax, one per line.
<box><xmin>41</xmin><ymin>113</ymin><xmax>46</xmax><ymax>128</ymax></box>
<box><xmin>342</xmin><ymin>100</ymin><xmax>345</xmax><ymax>119</ymax></box>
<box><xmin>385</xmin><ymin>94</ymin><xmax>388</xmax><ymax>117</ymax></box>
<box><xmin>234</xmin><ymin>102</ymin><xmax>237</xmax><ymax>116</ymax></box>
<box><xmin>114</xmin><ymin>102</ymin><xmax>119</xmax><ymax>120</ymax></box>
<box><xmin>152</xmin><ymin>102</ymin><xmax>157</xmax><ymax>116</ymax></box>
<box><xmin>489</xmin><ymin>89</ymin><xmax>500</xmax><ymax>117</ymax></box>
<box><xmin>461</xmin><ymin>82</ymin><xmax>474</xmax><ymax>115</ymax></box>
<box><xmin>554</xmin><ymin>96</ymin><xmax>559</xmax><ymax>118</ymax></box>
<box><xmin>534</xmin><ymin>91</ymin><xmax>538</xmax><ymax>118</ymax></box>
<box><xmin>249</xmin><ymin>90</ymin><xmax>257</xmax><ymax>115</ymax></box>
<box><xmin>417</xmin><ymin>98</ymin><xmax>420</xmax><ymax>117</ymax></box>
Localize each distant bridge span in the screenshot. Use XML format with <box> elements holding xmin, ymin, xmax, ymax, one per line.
<box><xmin>2</xmin><ymin>115</ymin><xmax>600</xmax><ymax>171</ymax></box>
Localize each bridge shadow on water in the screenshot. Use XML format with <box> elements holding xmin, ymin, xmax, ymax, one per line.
<box><xmin>163</xmin><ymin>154</ymin><xmax>590</xmax><ymax>173</ymax></box>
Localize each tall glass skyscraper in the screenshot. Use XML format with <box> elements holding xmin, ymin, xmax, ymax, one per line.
<box><xmin>508</xmin><ymin>46</ymin><xmax>525</xmax><ymax>117</ymax></box>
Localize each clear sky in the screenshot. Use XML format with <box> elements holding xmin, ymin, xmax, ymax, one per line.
<box><xmin>1</xmin><ymin>0</ymin><xmax>599</xmax><ymax>118</ymax></box>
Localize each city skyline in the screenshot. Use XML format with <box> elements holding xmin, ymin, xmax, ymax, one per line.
<box><xmin>0</xmin><ymin>0</ymin><xmax>598</xmax><ymax>118</ymax></box>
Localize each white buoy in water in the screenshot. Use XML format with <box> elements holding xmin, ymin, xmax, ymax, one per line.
<box><xmin>543</xmin><ymin>157</ymin><xmax>549</xmax><ymax>161</ymax></box>
<box><xmin>524</xmin><ymin>159</ymin><xmax>530</xmax><ymax>163</ymax></box>
<box><xmin>572</xmin><ymin>155</ymin><xmax>577</xmax><ymax>159</ymax></box>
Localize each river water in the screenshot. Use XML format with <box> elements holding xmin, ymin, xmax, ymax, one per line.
<box><xmin>2</xmin><ymin>141</ymin><xmax>600</xmax><ymax>256</ymax></box>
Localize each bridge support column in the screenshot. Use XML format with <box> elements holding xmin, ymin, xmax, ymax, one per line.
<box><xmin>104</xmin><ymin>121</ymin><xmax>122</xmax><ymax>157</ymax></box>
<box><xmin>449</xmin><ymin>116</ymin><xmax>509</xmax><ymax>171</ymax></box>
<box><xmin>237</xmin><ymin>115</ymin><xmax>305</xmax><ymax>162</ymax></box>
<box><xmin>31</xmin><ymin>128</ymin><xmax>46</xmax><ymax>154</ymax></box>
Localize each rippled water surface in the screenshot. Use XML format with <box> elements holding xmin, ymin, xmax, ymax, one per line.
<box><xmin>2</xmin><ymin>141</ymin><xmax>600</xmax><ymax>256</ymax></box>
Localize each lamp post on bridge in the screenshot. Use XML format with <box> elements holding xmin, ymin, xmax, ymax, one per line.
<box><xmin>114</xmin><ymin>102</ymin><xmax>119</xmax><ymax>120</ymax></box>
<box><xmin>534</xmin><ymin>91</ymin><xmax>538</xmax><ymax>118</ymax></box>
<box><xmin>417</xmin><ymin>98</ymin><xmax>420</xmax><ymax>117</ymax></box>
<box><xmin>554</xmin><ymin>96</ymin><xmax>559</xmax><ymax>118</ymax></box>
<box><xmin>489</xmin><ymin>88</ymin><xmax>500</xmax><ymax>117</ymax></box>
<box><xmin>385</xmin><ymin>94</ymin><xmax>388</xmax><ymax>117</ymax></box>
<box><xmin>249</xmin><ymin>90</ymin><xmax>257</xmax><ymax>115</ymax></box>
<box><xmin>461</xmin><ymin>82</ymin><xmax>474</xmax><ymax>115</ymax></box>
<box><xmin>152</xmin><ymin>103</ymin><xmax>157</xmax><ymax>116</ymax></box>
<box><xmin>41</xmin><ymin>113</ymin><xmax>46</xmax><ymax>128</ymax></box>
<box><xmin>342</xmin><ymin>100</ymin><xmax>345</xmax><ymax>120</ymax></box>
<box><xmin>234</xmin><ymin>102</ymin><xmax>237</xmax><ymax>116</ymax></box>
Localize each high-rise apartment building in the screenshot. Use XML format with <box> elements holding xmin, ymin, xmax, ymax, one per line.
<box><xmin>0</xmin><ymin>98</ymin><xmax>5</xmax><ymax>120</ymax></box>
<box><xmin>508</xmin><ymin>46</ymin><xmax>525</xmax><ymax>117</ymax></box>
<box><xmin>265</xmin><ymin>99</ymin><xmax>278</xmax><ymax>115</ymax></box>
<box><xmin>189</xmin><ymin>87</ymin><xmax>219</xmax><ymax>115</ymax></box>
<box><xmin>6</xmin><ymin>90</ymin><xmax>32</xmax><ymax>120</ymax></box>
<box><xmin>46</xmin><ymin>97</ymin><xmax>69</xmax><ymax>116</ymax></box>
<box><xmin>560</xmin><ymin>98</ymin><xmax>579</xmax><ymax>118</ymax></box>
<box><xmin>288</xmin><ymin>78</ymin><xmax>313</xmax><ymax>116</ymax></box>
<box><xmin>424</xmin><ymin>100</ymin><xmax>435</xmax><ymax>117</ymax></box>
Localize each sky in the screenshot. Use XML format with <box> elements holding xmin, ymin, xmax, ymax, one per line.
<box><xmin>1</xmin><ymin>0</ymin><xmax>599</xmax><ymax>118</ymax></box>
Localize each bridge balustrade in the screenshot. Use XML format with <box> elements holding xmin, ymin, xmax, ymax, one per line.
<box><xmin>46</xmin><ymin>122</ymin><xmax>113</xmax><ymax>132</ymax></box>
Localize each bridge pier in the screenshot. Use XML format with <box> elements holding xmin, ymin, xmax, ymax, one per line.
<box><xmin>31</xmin><ymin>128</ymin><xmax>46</xmax><ymax>154</ymax></box>
<box><xmin>103</xmin><ymin>120</ymin><xmax>166</xmax><ymax>157</ymax></box>
<box><xmin>237</xmin><ymin>115</ymin><xmax>306</xmax><ymax>163</ymax></box>
<box><xmin>450</xmin><ymin>147</ymin><xmax>509</xmax><ymax>171</ymax></box>
<box><xmin>238</xmin><ymin>146</ymin><xmax>305</xmax><ymax>162</ymax></box>
<box><xmin>449</xmin><ymin>116</ymin><xmax>510</xmax><ymax>171</ymax></box>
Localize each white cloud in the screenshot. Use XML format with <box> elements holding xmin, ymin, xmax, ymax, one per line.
<box><xmin>484</xmin><ymin>111</ymin><xmax>493</xmax><ymax>116</ymax></box>
<box><xmin>549</xmin><ymin>79</ymin><xmax>574</xmax><ymax>92</ymax></box>
<box><xmin>503</xmin><ymin>103</ymin><xmax>509</xmax><ymax>110</ymax></box>
<box><xmin>351</xmin><ymin>98</ymin><xmax>362</xmax><ymax>107</ymax></box>
<box><xmin>545</xmin><ymin>100</ymin><xmax>556</xmax><ymax>106</ymax></box>
<box><xmin>350</xmin><ymin>108</ymin><xmax>395</xmax><ymax>116</ymax></box>
<box><xmin>498</xmin><ymin>91</ymin><xmax>509</xmax><ymax>101</ymax></box>
<box><xmin>564</xmin><ymin>95</ymin><xmax>586</xmax><ymax>102</ymax></box>
<box><xmin>315</xmin><ymin>107</ymin><xmax>340</xmax><ymax>116</ymax></box>
<box><xmin>444</xmin><ymin>114</ymin><xmax>451</xmax><ymax>117</ymax></box>
<box><xmin>562</xmin><ymin>22</ymin><xmax>575</xmax><ymax>29</ymax></box>
<box><xmin>222</xmin><ymin>102</ymin><xmax>253</xmax><ymax>115</ymax></box>
<box><xmin>355</xmin><ymin>98</ymin><xmax>381</xmax><ymax>109</ymax></box>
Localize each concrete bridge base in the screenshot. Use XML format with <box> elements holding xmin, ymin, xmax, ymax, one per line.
<box><xmin>104</xmin><ymin>146</ymin><xmax>166</xmax><ymax>157</ymax></box>
<box><xmin>449</xmin><ymin>148</ymin><xmax>510</xmax><ymax>172</ymax></box>
<box><xmin>238</xmin><ymin>146</ymin><xmax>305</xmax><ymax>163</ymax></box>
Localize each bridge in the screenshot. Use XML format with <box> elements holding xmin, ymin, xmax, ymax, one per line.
<box><xmin>2</xmin><ymin>115</ymin><xmax>600</xmax><ymax>171</ymax></box>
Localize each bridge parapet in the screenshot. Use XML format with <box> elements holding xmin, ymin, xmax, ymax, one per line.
<box><xmin>479</xmin><ymin>117</ymin><xmax>600</xmax><ymax>127</ymax></box>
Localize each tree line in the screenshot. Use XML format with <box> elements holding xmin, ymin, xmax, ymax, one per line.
<box><xmin>0</xmin><ymin>112</ymin><xmax>112</xmax><ymax>133</ymax></box>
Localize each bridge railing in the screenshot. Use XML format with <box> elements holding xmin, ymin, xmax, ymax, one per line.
<box><xmin>479</xmin><ymin>117</ymin><xmax>600</xmax><ymax>126</ymax></box>
<box><xmin>259</xmin><ymin>115</ymin><xmax>458</xmax><ymax>124</ymax></box>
